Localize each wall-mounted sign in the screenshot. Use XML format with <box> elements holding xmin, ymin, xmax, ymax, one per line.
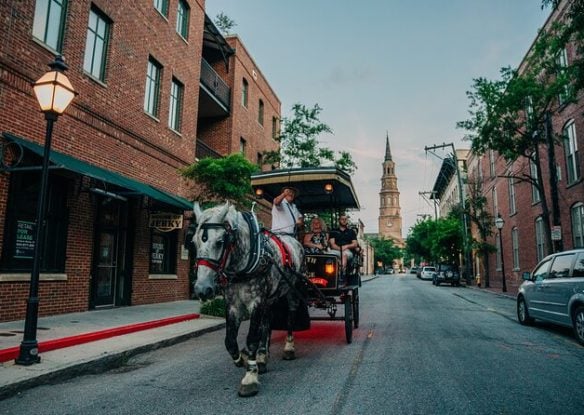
<box><xmin>551</xmin><ymin>226</ymin><xmax>562</xmax><ymax>241</ymax></box>
<box><xmin>15</xmin><ymin>220</ymin><xmax>35</xmax><ymax>259</ymax></box>
<box><xmin>149</xmin><ymin>213</ymin><xmax>183</xmax><ymax>232</ymax></box>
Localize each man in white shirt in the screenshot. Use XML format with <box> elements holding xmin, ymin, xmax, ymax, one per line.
<box><xmin>271</xmin><ymin>187</ymin><xmax>303</xmax><ymax>236</ymax></box>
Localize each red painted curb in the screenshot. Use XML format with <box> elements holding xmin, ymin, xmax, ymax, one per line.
<box><xmin>0</xmin><ymin>313</ymin><xmax>199</xmax><ymax>363</ymax></box>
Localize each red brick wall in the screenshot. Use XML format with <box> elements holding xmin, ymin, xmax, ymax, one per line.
<box><xmin>0</xmin><ymin>0</ymin><xmax>207</xmax><ymax>321</ymax></box>
<box><xmin>198</xmin><ymin>36</ymin><xmax>280</xmax><ymax>163</ymax></box>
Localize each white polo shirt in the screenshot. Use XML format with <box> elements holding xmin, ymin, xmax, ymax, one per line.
<box><xmin>271</xmin><ymin>199</ymin><xmax>302</xmax><ymax>234</ymax></box>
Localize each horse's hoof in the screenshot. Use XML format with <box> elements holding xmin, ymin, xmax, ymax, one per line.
<box><xmin>238</xmin><ymin>383</ymin><xmax>259</xmax><ymax>397</ymax></box>
<box><xmin>282</xmin><ymin>351</ymin><xmax>296</xmax><ymax>360</ymax></box>
<box><xmin>258</xmin><ymin>363</ymin><xmax>268</xmax><ymax>374</ymax></box>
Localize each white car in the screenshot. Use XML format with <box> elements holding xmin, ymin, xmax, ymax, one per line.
<box><xmin>420</xmin><ymin>266</ymin><xmax>436</xmax><ymax>280</ymax></box>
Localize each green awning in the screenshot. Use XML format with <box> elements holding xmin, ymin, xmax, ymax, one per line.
<box><xmin>2</xmin><ymin>132</ymin><xmax>192</xmax><ymax>211</ymax></box>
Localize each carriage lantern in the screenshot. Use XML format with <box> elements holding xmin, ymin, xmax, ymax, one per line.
<box><xmin>254</xmin><ymin>188</ymin><xmax>264</xmax><ymax>198</ymax></box>
<box><xmin>324</xmin><ymin>183</ymin><xmax>333</xmax><ymax>194</ymax></box>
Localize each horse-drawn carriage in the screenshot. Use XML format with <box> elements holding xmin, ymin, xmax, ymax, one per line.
<box><xmin>191</xmin><ymin>166</ymin><xmax>361</xmax><ymax>396</ymax></box>
<box><xmin>250</xmin><ymin>167</ymin><xmax>361</xmax><ymax>344</ymax></box>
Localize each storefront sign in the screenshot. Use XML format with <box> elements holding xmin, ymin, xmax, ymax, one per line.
<box><xmin>149</xmin><ymin>213</ymin><xmax>183</xmax><ymax>232</ymax></box>
<box><xmin>15</xmin><ymin>220</ymin><xmax>35</xmax><ymax>259</ymax></box>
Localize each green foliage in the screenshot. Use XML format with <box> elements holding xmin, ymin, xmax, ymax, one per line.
<box><xmin>263</xmin><ymin>103</ymin><xmax>357</xmax><ymax>174</ymax></box>
<box><xmin>367</xmin><ymin>237</ymin><xmax>402</xmax><ymax>268</ymax></box>
<box><xmin>406</xmin><ymin>217</ymin><xmax>463</xmax><ymax>265</ymax></box>
<box><xmin>214</xmin><ymin>12</ymin><xmax>237</xmax><ymax>35</ymax></box>
<box><xmin>199</xmin><ymin>297</ymin><xmax>226</xmax><ymax>318</ymax></box>
<box><xmin>180</xmin><ymin>153</ymin><xmax>258</xmax><ymax>207</ymax></box>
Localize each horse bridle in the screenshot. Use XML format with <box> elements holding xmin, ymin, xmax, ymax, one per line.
<box><xmin>195</xmin><ymin>222</ymin><xmax>236</xmax><ymax>287</ymax></box>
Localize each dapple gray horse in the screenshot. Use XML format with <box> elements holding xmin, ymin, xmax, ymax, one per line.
<box><xmin>192</xmin><ymin>202</ymin><xmax>305</xmax><ymax>397</ymax></box>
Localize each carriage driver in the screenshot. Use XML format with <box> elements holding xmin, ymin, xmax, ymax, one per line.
<box><xmin>271</xmin><ymin>186</ymin><xmax>303</xmax><ymax>237</ymax></box>
<box><xmin>328</xmin><ymin>215</ymin><xmax>358</xmax><ymax>272</ymax></box>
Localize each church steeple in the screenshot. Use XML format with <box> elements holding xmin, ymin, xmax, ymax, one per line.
<box><xmin>378</xmin><ymin>133</ymin><xmax>404</xmax><ymax>248</ymax></box>
<box><xmin>385</xmin><ymin>132</ymin><xmax>392</xmax><ymax>161</ymax></box>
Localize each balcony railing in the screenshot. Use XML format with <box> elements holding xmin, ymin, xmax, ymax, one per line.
<box><xmin>200</xmin><ymin>58</ymin><xmax>230</xmax><ymax>110</ymax></box>
<box><xmin>196</xmin><ymin>140</ymin><xmax>222</xmax><ymax>160</ymax></box>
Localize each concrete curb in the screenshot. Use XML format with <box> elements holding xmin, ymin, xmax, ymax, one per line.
<box><xmin>0</xmin><ymin>320</ymin><xmax>225</xmax><ymax>401</ymax></box>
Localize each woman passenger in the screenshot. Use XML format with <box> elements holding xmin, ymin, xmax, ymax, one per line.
<box><xmin>303</xmin><ymin>217</ymin><xmax>329</xmax><ymax>254</ymax></box>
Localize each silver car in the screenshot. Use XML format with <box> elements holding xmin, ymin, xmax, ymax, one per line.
<box><xmin>517</xmin><ymin>249</ymin><xmax>584</xmax><ymax>345</ymax></box>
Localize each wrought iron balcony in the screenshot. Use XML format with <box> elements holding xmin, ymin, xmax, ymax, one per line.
<box><xmin>199</xmin><ymin>59</ymin><xmax>230</xmax><ymax>117</ymax></box>
<box><xmin>195</xmin><ymin>140</ymin><xmax>222</xmax><ymax>160</ymax></box>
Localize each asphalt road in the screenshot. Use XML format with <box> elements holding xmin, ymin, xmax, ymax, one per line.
<box><xmin>2</xmin><ymin>274</ymin><xmax>583</xmax><ymax>414</ymax></box>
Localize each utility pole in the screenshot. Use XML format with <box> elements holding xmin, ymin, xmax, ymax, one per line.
<box><xmin>425</xmin><ymin>143</ymin><xmax>472</xmax><ymax>285</ymax></box>
<box><xmin>418</xmin><ymin>191</ymin><xmax>438</xmax><ymax>220</ymax></box>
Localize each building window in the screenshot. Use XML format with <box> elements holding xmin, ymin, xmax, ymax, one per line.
<box><xmin>150</xmin><ymin>230</ymin><xmax>177</xmax><ymax>274</ymax></box>
<box><xmin>1</xmin><ymin>171</ymin><xmax>69</xmax><ymax>272</ymax></box>
<box><xmin>168</xmin><ymin>78</ymin><xmax>184</xmax><ymax>132</ymax></box>
<box><xmin>512</xmin><ymin>227</ymin><xmax>520</xmax><ymax>270</ymax></box>
<box><xmin>489</xmin><ymin>150</ymin><xmax>495</xmax><ymax>177</ymax></box>
<box><xmin>83</xmin><ymin>7</ymin><xmax>110</xmax><ymax>81</ymax></box>
<box><xmin>242</xmin><ymin>78</ymin><xmax>248</xmax><ymax>108</ymax></box>
<box><xmin>491</xmin><ymin>186</ymin><xmax>498</xmax><ymax>216</ymax></box>
<box><xmin>153</xmin><ymin>0</ymin><xmax>169</xmax><ymax>17</ymax></box>
<box><xmin>530</xmin><ymin>158</ymin><xmax>541</xmax><ymax>203</ymax></box>
<box><xmin>240</xmin><ymin>138</ymin><xmax>246</xmax><ymax>155</ymax></box>
<box><xmin>33</xmin><ymin>0</ymin><xmax>68</xmax><ymax>52</ymax></box>
<box><xmin>176</xmin><ymin>0</ymin><xmax>189</xmax><ymax>39</ymax></box>
<box><xmin>563</xmin><ymin>121</ymin><xmax>580</xmax><ymax>184</ymax></box>
<box><xmin>272</xmin><ymin>116</ymin><xmax>278</xmax><ymax>139</ymax></box>
<box><xmin>572</xmin><ymin>203</ymin><xmax>584</xmax><ymax>248</ymax></box>
<box><xmin>508</xmin><ymin>178</ymin><xmax>516</xmax><ymax>215</ymax></box>
<box><xmin>557</xmin><ymin>48</ymin><xmax>570</xmax><ymax>105</ymax></box>
<box><xmin>258</xmin><ymin>99</ymin><xmax>264</xmax><ymax>125</ymax></box>
<box><xmin>535</xmin><ymin>217</ymin><xmax>545</xmax><ymax>262</ymax></box>
<box><xmin>144</xmin><ymin>57</ymin><xmax>162</xmax><ymax>117</ymax></box>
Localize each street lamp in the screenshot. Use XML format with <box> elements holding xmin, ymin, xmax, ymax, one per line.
<box><xmin>494</xmin><ymin>214</ymin><xmax>507</xmax><ymax>293</ymax></box>
<box><xmin>16</xmin><ymin>56</ymin><xmax>77</xmax><ymax>365</ymax></box>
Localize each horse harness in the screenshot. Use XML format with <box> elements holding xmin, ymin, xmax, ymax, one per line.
<box><xmin>195</xmin><ymin>211</ymin><xmax>295</xmax><ymax>287</ymax></box>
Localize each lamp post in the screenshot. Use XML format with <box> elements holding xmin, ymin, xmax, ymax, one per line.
<box><xmin>494</xmin><ymin>214</ymin><xmax>507</xmax><ymax>293</ymax></box>
<box><xmin>16</xmin><ymin>56</ymin><xmax>77</xmax><ymax>365</ymax></box>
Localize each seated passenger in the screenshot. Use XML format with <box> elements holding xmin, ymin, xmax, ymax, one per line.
<box><xmin>328</xmin><ymin>215</ymin><xmax>358</xmax><ymax>271</ymax></box>
<box><xmin>303</xmin><ymin>216</ymin><xmax>329</xmax><ymax>254</ymax></box>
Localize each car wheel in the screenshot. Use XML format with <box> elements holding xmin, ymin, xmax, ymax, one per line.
<box><xmin>517</xmin><ymin>296</ymin><xmax>534</xmax><ymax>326</ymax></box>
<box><xmin>572</xmin><ymin>306</ymin><xmax>584</xmax><ymax>346</ymax></box>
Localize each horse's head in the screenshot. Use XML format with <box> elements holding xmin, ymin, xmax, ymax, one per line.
<box><xmin>192</xmin><ymin>202</ymin><xmax>238</xmax><ymax>301</ymax></box>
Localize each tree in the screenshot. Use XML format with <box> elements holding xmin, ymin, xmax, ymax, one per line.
<box><xmin>180</xmin><ymin>153</ymin><xmax>258</xmax><ymax>208</ymax></box>
<box><xmin>214</xmin><ymin>12</ymin><xmax>237</xmax><ymax>35</ymax></box>
<box><xmin>457</xmin><ymin>8</ymin><xmax>582</xmax><ymax>253</ymax></box>
<box><xmin>405</xmin><ymin>216</ymin><xmax>463</xmax><ymax>265</ymax></box>
<box><xmin>367</xmin><ymin>237</ymin><xmax>402</xmax><ymax>270</ymax></box>
<box><xmin>263</xmin><ymin>103</ymin><xmax>357</xmax><ymax>174</ymax></box>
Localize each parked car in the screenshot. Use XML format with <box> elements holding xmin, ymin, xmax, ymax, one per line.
<box><xmin>517</xmin><ymin>249</ymin><xmax>584</xmax><ymax>346</ymax></box>
<box><xmin>410</xmin><ymin>267</ymin><xmax>419</xmax><ymax>276</ymax></box>
<box><xmin>420</xmin><ymin>266</ymin><xmax>436</xmax><ymax>280</ymax></box>
<box><xmin>432</xmin><ymin>264</ymin><xmax>461</xmax><ymax>286</ymax></box>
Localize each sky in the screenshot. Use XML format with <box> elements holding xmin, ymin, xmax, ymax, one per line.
<box><xmin>205</xmin><ymin>0</ymin><xmax>552</xmax><ymax>236</ymax></box>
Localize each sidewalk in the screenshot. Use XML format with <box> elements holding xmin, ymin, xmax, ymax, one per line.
<box><xmin>0</xmin><ymin>300</ymin><xmax>225</xmax><ymax>400</ymax></box>
<box><xmin>0</xmin><ymin>274</ymin><xmax>378</xmax><ymax>400</ymax></box>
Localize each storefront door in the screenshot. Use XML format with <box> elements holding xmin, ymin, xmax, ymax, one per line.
<box><xmin>91</xmin><ymin>197</ymin><xmax>131</xmax><ymax>308</ymax></box>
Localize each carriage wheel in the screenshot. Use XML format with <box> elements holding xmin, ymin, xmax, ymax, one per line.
<box><xmin>344</xmin><ymin>293</ymin><xmax>353</xmax><ymax>344</ymax></box>
<box><xmin>352</xmin><ymin>288</ymin><xmax>360</xmax><ymax>329</ymax></box>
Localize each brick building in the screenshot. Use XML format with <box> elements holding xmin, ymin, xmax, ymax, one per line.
<box><xmin>441</xmin><ymin>0</ymin><xmax>583</xmax><ymax>293</ymax></box>
<box><xmin>0</xmin><ymin>1</ymin><xmax>280</xmax><ymax>321</ymax></box>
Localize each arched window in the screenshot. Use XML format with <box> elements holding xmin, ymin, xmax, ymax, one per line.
<box><xmin>563</xmin><ymin>120</ymin><xmax>580</xmax><ymax>184</ymax></box>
